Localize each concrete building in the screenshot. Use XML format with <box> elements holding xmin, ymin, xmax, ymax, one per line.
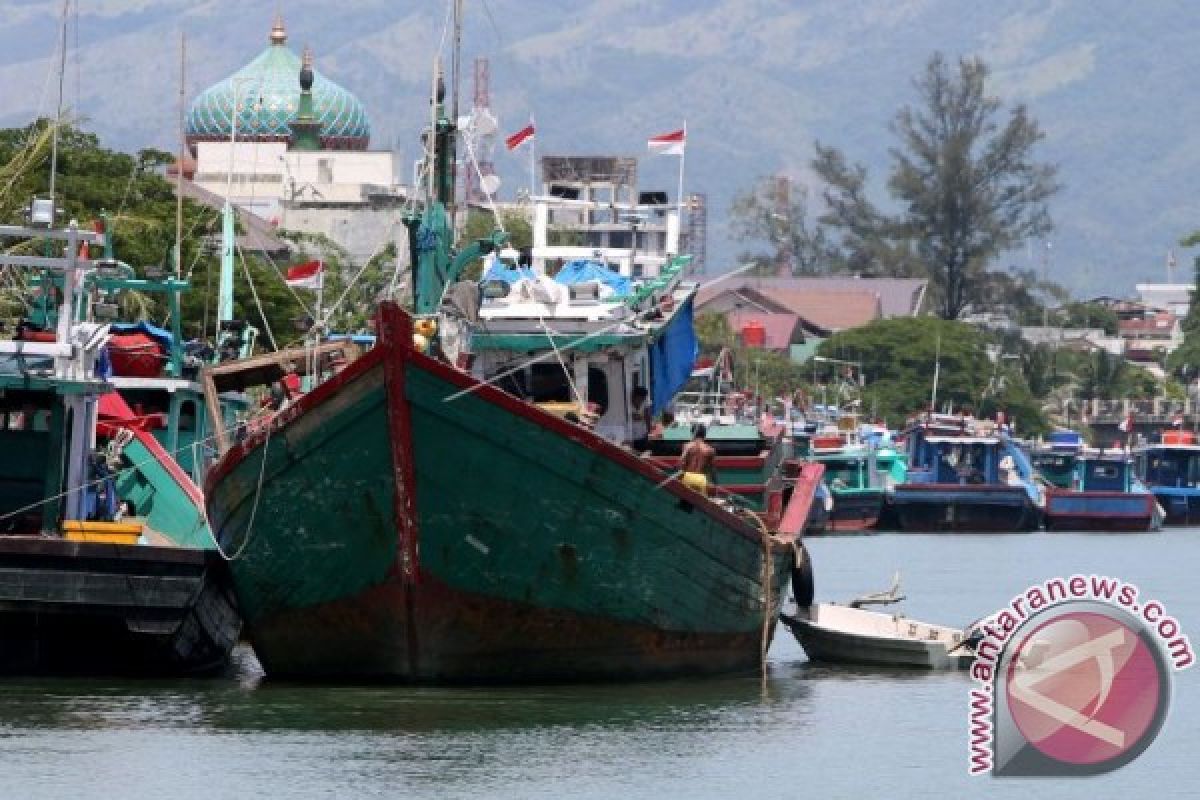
<box><xmin>532</xmin><ymin>155</ymin><xmax>680</xmax><ymax>277</ymax></box>
<box><xmin>1135</xmin><ymin>283</ymin><xmax>1193</xmax><ymax>317</ymax></box>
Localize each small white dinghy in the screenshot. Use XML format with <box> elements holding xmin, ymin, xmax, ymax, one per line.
<box><xmin>780</xmin><ymin>574</ymin><xmax>974</xmax><ymax>670</ymax></box>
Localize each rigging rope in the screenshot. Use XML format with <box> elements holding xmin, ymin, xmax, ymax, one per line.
<box><xmin>235</xmin><ymin>242</ymin><xmax>277</xmax><ymax>351</ymax></box>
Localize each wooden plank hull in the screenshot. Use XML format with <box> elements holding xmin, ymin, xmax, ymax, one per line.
<box><xmin>0</xmin><ymin>538</ymin><xmax>238</xmax><ymax>675</ymax></box>
<box><xmin>206</xmin><ymin>304</ymin><xmax>801</xmax><ymax>682</ymax></box>
<box><xmin>826</xmin><ymin>489</ymin><xmax>884</xmax><ymax>532</ymax></box>
<box><xmin>1044</xmin><ymin>490</ymin><xmax>1159</xmax><ymax>532</ymax></box>
<box><xmin>890</xmin><ymin>484</ymin><xmax>1040</xmax><ymax>532</ymax></box>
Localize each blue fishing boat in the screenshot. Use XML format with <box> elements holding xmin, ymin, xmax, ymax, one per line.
<box><xmin>1044</xmin><ymin>449</ymin><xmax>1162</xmax><ymax>532</ymax></box>
<box><xmin>889</xmin><ymin>415</ymin><xmax>1042</xmax><ymax>532</ymax></box>
<box><xmin>1135</xmin><ymin>430</ymin><xmax>1200</xmax><ymax>525</ymax></box>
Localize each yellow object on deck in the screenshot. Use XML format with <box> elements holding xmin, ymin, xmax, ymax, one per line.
<box><xmin>62</xmin><ymin>520</ymin><xmax>144</xmax><ymax>544</ymax></box>
<box><xmin>536</xmin><ymin>401</ymin><xmax>583</xmax><ymax>418</ymax></box>
<box><xmin>681</xmin><ymin>472</ymin><xmax>708</xmax><ymax>493</ymax></box>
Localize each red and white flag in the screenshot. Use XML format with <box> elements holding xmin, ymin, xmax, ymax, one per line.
<box><xmin>285</xmin><ymin>260</ymin><xmax>324</xmax><ymax>290</ymax></box>
<box><xmin>505</xmin><ymin>121</ymin><xmax>535</xmax><ymax>151</ymax></box>
<box><xmin>647</xmin><ymin>127</ymin><xmax>686</xmax><ymax>156</ymax></box>
<box><xmin>1118</xmin><ymin>412</ymin><xmax>1134</xmax><ymax>433</ymax></box>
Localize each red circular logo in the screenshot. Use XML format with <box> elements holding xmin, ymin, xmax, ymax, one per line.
<box><xmin>1005</xmin><ymin>611</ymin><xmax>1163</xmax><ymax>766</ymax></box>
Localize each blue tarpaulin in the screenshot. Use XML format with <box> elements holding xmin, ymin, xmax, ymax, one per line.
<box><xmin>553</xmin><ymin>259</ymin><xmax>632</xmax><ymax>297</ymax></box>
<box><xmin>648</xmin><ymin>295</ymin><xmax>698</xmax><ymax>416</ymax></box>
<box><xmin>482</xmin><ymin>259</ymin><xmax>536</xmax><ymax>285</ymax></box>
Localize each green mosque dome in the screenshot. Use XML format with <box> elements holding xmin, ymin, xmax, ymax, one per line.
<box><xmin>185</xmin><ymin>17</ymin><xmax>370</xmax><ymax>150</ymax></box>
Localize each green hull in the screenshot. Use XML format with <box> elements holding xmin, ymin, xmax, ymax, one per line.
<box><xmin>206</xmin><ymin>305</ymin><xmax>801</xmax><ymax>682</ymax></box>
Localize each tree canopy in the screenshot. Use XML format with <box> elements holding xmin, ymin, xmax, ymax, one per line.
<box><xmin>809</xmin><ymin>53</ymin><xmax>1060</xmax><ymax>318</ymax></box>
<box><xmin>0</xmin><ymin>120</ymin><xmax>305</xmax><ymax>346</ymax></box>
<box><xmin>728</xmin><ymin>175</ymin><xmax>830</xmax><ymax>275</ymax></box>
<box><xmin>815</xmin><ymin>316</ymin><xmax>1049</xmax><ymax>433</ymax></box>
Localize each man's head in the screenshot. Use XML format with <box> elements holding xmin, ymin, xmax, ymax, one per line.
<box><xmin>631</xmin><ymin>386</ymin><xmax>648</xmax><ymax>407</ymax></box>
<box><xmin>692</xmin><ymin>423</ymin><xmax>707</xmax><ymax>441</ymax></box>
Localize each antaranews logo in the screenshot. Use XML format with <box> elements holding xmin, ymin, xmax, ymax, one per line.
<box><xmin>967</xmin><ymin>575</ymin><xmax>1193</xmax><ymax>777</ymax></box>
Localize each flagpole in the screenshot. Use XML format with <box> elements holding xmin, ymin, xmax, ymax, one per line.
<box><xmin>530</xmin><ymin>115</ymin><xmax>537</xmax><ymax>198</ymax></box>
<box><xmin>677</xmin><ymin>119</ymin><xmax>687</xmax><ymax>212</ymax></box>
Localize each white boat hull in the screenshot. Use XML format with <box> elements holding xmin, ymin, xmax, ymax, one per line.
<box><xmin>781</xmin><ymin>603</ymin><xmax>972</xmax><ymax>670</ymax></box>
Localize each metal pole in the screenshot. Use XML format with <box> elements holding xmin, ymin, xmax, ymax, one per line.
<box><xmin>175</xmin><ymin>30</ymin><xmax>186</xmax><ymax>278</ymax></box>
<box><xmin>48</xmin><ymin>0</ymin><xmax>69</xmax><ymax>204</ymax></box>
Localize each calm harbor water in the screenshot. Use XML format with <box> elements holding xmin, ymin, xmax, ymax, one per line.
<box><xmin>1</xmin><ymin>532</ymin><xmax>1196</xmax><ymax>799</ymax></box>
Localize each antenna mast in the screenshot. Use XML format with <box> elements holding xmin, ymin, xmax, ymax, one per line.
<box><xmin>48</xmin><ymin>0</ymin><xmax>70</xmax><ymax>204</ymax></box>
<box><xmin>175</xmin><ymin>31</ymin><xmax>186</xmax><ymax>277</ymax></box>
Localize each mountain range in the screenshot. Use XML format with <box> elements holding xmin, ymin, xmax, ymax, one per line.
<box><xmin>1</xmin><ymin>0</ymin><xmax>1198</xmax><ymax>296</ymax></box>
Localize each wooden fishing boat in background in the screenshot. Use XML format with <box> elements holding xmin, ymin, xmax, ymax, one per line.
<box><xmin>808</xmin><ymin>418</ymin><xmax>907</xmax><ymax>533</ymax></box>
<box><xmin>1135</xmin><ymin>429</ymin><xmax>1200</xmax><ymax>525</ymax></box>
<box><xmin>889</xmin><ymin>414</ymin><xmax>1042</xmax><ymax>532</ymax></box>
<box><xmin>1044</xmin><ymin>449</ymin><xmax>1162</xmax><ymax>532</ymax></box>
<box><xmin>0</xmin><ymin>220</ymin><xmax>238</xmax><ymax>675</ymax></box>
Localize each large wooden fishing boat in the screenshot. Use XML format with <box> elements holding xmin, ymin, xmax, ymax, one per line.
<box><xmin>201</xmin><ymin>76</ymin><xmax>814</xmax><ymax>682</ymax></box>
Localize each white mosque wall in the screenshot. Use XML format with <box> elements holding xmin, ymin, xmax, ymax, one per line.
<box><xmin>279</xmin><ymin>208</ymin><xmax>404</xmax><ymax>265</ymax></box>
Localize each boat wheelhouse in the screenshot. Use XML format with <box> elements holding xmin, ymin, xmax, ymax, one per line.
<box><xmin>1044</xmin><ymin>450</ymin><xmax>1161</xmax><ymax>532</ymax></box>
<box><xmin>1031</xmin><ymin>429</ymin><xmax>1085</xmax><ymax>490</ymax></box>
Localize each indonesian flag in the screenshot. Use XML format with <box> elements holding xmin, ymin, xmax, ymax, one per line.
<box><xmin>1118</xmin><ymin>412</ymin><xmax>1133</xmax><ymax>433</ymax></box>
<box><xmin>505</xmin><ymin>121</ymin><xmax>535</xmax><ymax>151</ymax></box>
<box><xmin>648</xmin><ymin>127</ymin><xmax>686</xmax><ymax>156</ymax></box>
<box><xmin>285</xmin><ymin>260</ymin><xmax>324</xmax><ymax>290</ymax></box>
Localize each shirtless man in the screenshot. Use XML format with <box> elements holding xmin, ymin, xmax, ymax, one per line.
<box><xmin>680</xmin><ymin>424</ymin><xmax>717</xmax><ymax>493</ymax></box>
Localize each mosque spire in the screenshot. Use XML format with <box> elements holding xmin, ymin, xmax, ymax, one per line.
<box><xmin>269</xmin><ymin>11</ymin><xmax>287</xmax><ymax>45</ymax></box>
<box><xmin>290</xmin><ymin>45</ymin><xmax>321</xmax><ymax>151</ymax></box>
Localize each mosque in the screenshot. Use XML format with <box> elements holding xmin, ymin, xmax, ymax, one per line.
<box><xmin>178</xmin><ymin>15</ymin><xmax>405</xmax><ymax>263</ymax></box>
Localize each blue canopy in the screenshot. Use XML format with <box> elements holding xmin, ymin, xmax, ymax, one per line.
<box><xmin>482</xmin><ymin>259</ymin><xmax>536</xmax><ymax>285</ymax></box>
<box><xmin>648</xmin><ymin>295</ymin><xmax>698</xmax><ymax>416</ymax></box>
<box><xmin>553</xmin><ymin>259</ymin><xmax>632</xmax><ymax>297</ymax></box>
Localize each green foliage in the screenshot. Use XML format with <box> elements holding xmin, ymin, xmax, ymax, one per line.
<box><xmin>816</xmin><ymin>316</ymin><xmax>1048</xmax><ymax>433</ymax></box>
<box><xmin>1070</xmin><ymin>350</ymin><xmax>1126</xmax><ymax>402</ymax></box>
<box><xmin>1059</xmin><ymin>301</ymin><xmax>1118</xmax><ymax>335</ymax></box>
<box><xmin>693</xmin><ymin>312</ymin><xmax>809</xmax><ymax>402</ymax></box>
<box><xmin>179</xmin><ymin>253</ymin><xmax>306</xmax><ymax>348</ymax></box>
<box><xmin>0</xmin><ymin>120</ymin><xmax>307</xmax><ymax>349</ymax></box>
<box><xmin>728</xmin><ymin>175</ymin><xmax>831</xmax><ymax>275</ymax></box>
<box><xmin>693</xmin><ymin>312</ymin><xmax>736</xmax><ymax>356</ymax></box>
<box><xmin>460</xmin><ymin>208</ymin><xmax>534</xmax><ymax>280</ymax></box>
<box><xmin>462</xmin><ymin>208</ymin><xmax>532</xmax><ymax>251</ymax></box>
<box><xmin>1166</xmin><ymin>245</ymin><xmax>1200</xmax><ymax>378</ymax></box>
<box><xmin>811</xmin><ymin>54</ymin><xmax>1060</xmax><ymax>319</ymax></box>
